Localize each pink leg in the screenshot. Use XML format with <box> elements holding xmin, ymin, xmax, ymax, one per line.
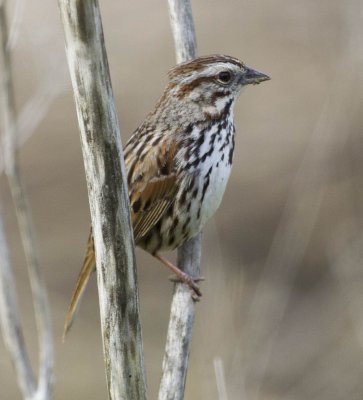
<box><xmin>153</xmin><ymin>253</ymin><xmax>202</xmax><ymax>298</ymax></box>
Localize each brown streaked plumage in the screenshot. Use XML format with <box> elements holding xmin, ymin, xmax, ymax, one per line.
<box><xmin>63</xmin><ymin>55</ymin><xmax>270</xmax><ymax>337</ymax></box>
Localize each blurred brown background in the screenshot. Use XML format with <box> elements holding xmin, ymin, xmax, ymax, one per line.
<box><xmin>1</xmin><ymin>0</ymin><xmax>363</xmax><ymax>399</ymax></box>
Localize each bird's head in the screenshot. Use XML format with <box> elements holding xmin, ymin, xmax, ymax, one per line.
<box><xmin>168</xmin><ymin>54</ymin><xmax>270</xmax><ymax>103</ymax></box>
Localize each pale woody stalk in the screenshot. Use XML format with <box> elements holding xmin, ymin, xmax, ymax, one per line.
<box><xmin>0</xmin><ymin>1</ymin><xmax>53</xmax><ymax>399</ymax></box>
<box><xmin>58</xmin><ymin>1</ymin><xmax>147</xmax><ymax>399</ymax></box>
<box><xmin>158</xmin><ymin>1</ymin><xmax>200</xmax><ymax>399</ymax></box>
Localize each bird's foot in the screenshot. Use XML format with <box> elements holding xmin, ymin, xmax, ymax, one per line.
<box><xmin>153</xmin><ymin>253</ymin><xmax>203</xmax><ymax>300</ymax></box>
<box><xmin>169</xmin><ymin>274</ymin><xmax>204</xmax><ymax>299</ymax></box>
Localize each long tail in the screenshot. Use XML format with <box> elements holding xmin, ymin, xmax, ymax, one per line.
<box><xmin>63</xmin><ymin>230</ymin><xmax>96</xmax><ymax>340</ymax></box>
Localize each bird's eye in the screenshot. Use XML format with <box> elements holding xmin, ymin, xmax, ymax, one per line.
<box><xmin>217</xmin><ymin>71</ymin><xmax>232</xmax><ymax>84</ymax></box>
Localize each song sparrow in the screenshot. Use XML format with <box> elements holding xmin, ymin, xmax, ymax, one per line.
<box><xmin>64</xmin><ymin>54</ymin><xmax>269</xmax><ymax>335</ymax></box>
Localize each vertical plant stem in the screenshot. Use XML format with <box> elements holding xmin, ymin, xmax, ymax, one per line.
<box><xmin>0</xmin><ymin>209</ymin><xmax>35</xmax><ymax>399</ymax></box>
<box><xmin>213</xmin><ymin>357</ymin><xmax>229</xmax><ymax>400</ymax></box>
<box><xmin>167</xmin><ymin>0</ymin><xmax>197</xmax><ymax>63</ymax></box>
<box><xmin>158</xmin><ymin>1</ymin><xmax>199</xmax><ymax>399</ymax></box>
<box><xmin>0</xmin><ymin>1</ymin><xmax>54</xmax><ymax>399</ymax></box>
<box><xmin>58</xmin><ymin>1</ymin><xmax>147</xmax><ymax>399</ymax></box>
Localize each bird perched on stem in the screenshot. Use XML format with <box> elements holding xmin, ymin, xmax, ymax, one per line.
<box><xmin>64</xmin><ymin>54</ymin><xmax>269</xmax><ymax>337</ymax></box>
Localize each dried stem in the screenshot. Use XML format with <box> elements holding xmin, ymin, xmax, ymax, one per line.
<box><xmin>58</xmin><ymin>1</ymin><xmax>147</xmax><ymax>399</ymax></box>
<box><xmin>213</xmin><ymin>357</ymin><xmax>229</xmax><ymax>400</ymax></box>
<box><xmin>158</xmin><ymin>2</ymin><xmax>199</xmax><ymax>399</ymax></box>
<box><xmin>0</xmin><ymin>210</ymin><xmax>35</xmax><ymax>399</ymax></box>
<box><xmin>0</xmin><ymin>1</ymin><xmax>53</xmax><ymax>399</ymax></box>
<box><xmin>158</xmin><ymin>235</ymin><xmax>201</xmax><ymax>400</ymax></box>
<box><xmin>0</xmin><ymin>63</ymin><xmax>67</xmax><ymax>175</ymax></box>
<box><xmin>167</xmin><ymin>0</ymin><xmax>197</xmax><ymax>63</ymax></box>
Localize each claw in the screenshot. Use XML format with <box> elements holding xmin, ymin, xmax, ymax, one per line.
<box><xmin>168</xmin><ymin>275</ymin><xmax>205</xmax><ymax>283</ymax></box>
<box><xmin>168</xmin><ymin>274</ymin><xmax>203</xmax><ymax>298</ymax></box>
<box><xmin>154</xmin><ymin>253</ymin><xmax>203</xmax><ymax>299</ymax></box>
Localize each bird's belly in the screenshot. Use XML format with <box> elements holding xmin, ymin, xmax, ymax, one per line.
<box><xmin>137</xmin><ymin>124</ymin><xmax>235</xmax><ymax>254</ymax></box>
<box><xmin>137</xmin><ymin>157</ymin><xmax>232</xmax><ymax>254</ymax></box>
<box><xmin>187</xmin><ymin>158</ymin><xmax>232</xmax><ymax>237</ymax></box>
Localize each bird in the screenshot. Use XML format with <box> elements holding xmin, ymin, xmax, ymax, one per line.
<box><xmin>63</xmin><ymin>54</ymin><xmax>270</xmax><ymax>336</ymax></box>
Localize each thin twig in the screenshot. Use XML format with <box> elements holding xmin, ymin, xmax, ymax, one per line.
<box><xmin>213</xmin><ymin>357</ymin><xmax>229</xmax><ymax>400</ymax></box>
<box><xmin>0</xmin><ymin>209</ymin><xmax>35</xmax><ymax>399</ymax></box>
<box><xmin>6</xmin><ymin>0</ymin><xmax>25</xmax><ymax>50</ymax></box>
<box><xmin>158</xmin><ymin>235</ymin><xmax>201</xmax><ymax>400</ymax></box>
<box><xmin>58</xmin><ymin>1</ymin><xmax>147</xmax><ymax>399</ymax></box>
<box><xmin>0</xmin><ymin>64</ymin><xmax>67</xmax><ymax>176</ymax></box>
<box><xmin>0</xmin><ymin>1</ymin><xmax>54</xmax><ymax>399</ymax></box>
<box><xmin>167</xmin><ymin>0</ymin><xmax>197</xmax><ymax>63</ymax></box>
<box><xmin>158</xmin><ymin>5</ymin><xmax>199</xmax><ymax>398</ymax></box>
<box><xmin>16</xmin><ymin>63</ymin><xmax>68</xmax><ymax>147</ymax></box>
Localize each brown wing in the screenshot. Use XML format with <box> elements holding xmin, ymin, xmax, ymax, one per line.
<box><xmin>126</xmin><ymin>132</ymin><xmax>179</xmax><ymax>242</ymax></box>
<box><xmin>131</xmin><ymin>174</ymin><xmax>177</xmax><ymax>241</ymax></box>
<box><xmin>63</xmin><ymin>128</ymin><xmax>179</xmax><ymax>337</ymax></box>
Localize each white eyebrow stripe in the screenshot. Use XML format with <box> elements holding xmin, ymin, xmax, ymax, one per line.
<box><xmin>179</xmin><ymin>63</ymin><xmax>239</xmax><ymax>86</ymax></box>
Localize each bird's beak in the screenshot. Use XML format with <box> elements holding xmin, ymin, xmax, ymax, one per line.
<box><xmin>243</xmin><ymin>67</ymin><xmax>270</xmax><ymax>85</ymax></box>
